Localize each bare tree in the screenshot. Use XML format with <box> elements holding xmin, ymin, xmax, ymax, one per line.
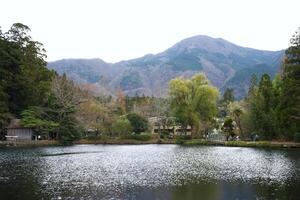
<box><xmin>50</xmin><ymin>75</ymin><xmax>87</xmax><ymax>139</ymax></box>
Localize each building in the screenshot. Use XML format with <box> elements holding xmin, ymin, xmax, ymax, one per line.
<box><xmin>148</xmin><ymin>117</ymin><xmax>192</xmax><ymax>136</ymax></box>
<box><xmin>6</xmin><ymin>119</ymin><xmax>36</xmax><ymax>141</ymax></box>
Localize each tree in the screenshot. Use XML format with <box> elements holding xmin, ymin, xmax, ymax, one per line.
<box><xmin>0</xmin><ymin>85</ymin><xmax>10</xmax><ymax>137</ymax></box>
<box><xmin>126</xmin><ymin>113</ymin><xmax>149</xmax><ymax>134</ymax></box>
<box><xmin>247</xmin><ymin>74</ymin><xmax>258</xmax><ymax>99</ymax></box>
<box><xmin>222</xmin><ymin>88</ymin><xmax>235</xmax><ymax>104</ymax></box>
<box><xmin>219</xmin><ymin>88</ymin><xmax>235</xmax><ymax>117</ymax></box>
<box><xmin>0</xmin><ymin>23</ymin><xmax>54</xmax><ymax>139</ymax></box>
<box><xmin>152</xmin><ymin>98</ymin><xmax>172</xmax><ymax>137</ymax></box>
<box><xmin>116</xmin><ymin>89</ymin><xmax>126</xmax><ymax>115</ymax></box>
<box><xmin>77</xmin><ymin>98</ymin><xmax>104</xmax><ymax>136</ymax></box>
<box><xmin>0</xmin><ymin>23</ymin><xmax>54</xmax><ymax>114</ymax></box>
<box><xmin>169</xmin><ymin>73</ymin><xmax>219</xmax><ymax>136</ymax></box>
<box><xmin>279</xmin><ymin>28</ymin><xmax>300</xmax><ymax>137</ymax></box>
<box><xmin>258</xmin><ymin>74</ymin><xmax>273</xmax><ymax>112</ymax></box>
<box><xmin>222</xmin><ymin>118</ymin><xmax>235</xmax><ymax>140</ymax></box>
<box><xmin>229</xmin><ymin>102</ymin><xmax>244</xmax><ymax>138</ymax></box>
<box><xmin>245</xmin><ymin>74</ymin><xmax>278</xmax><ymax>139</ymax></box>
<box><xmin>49</xmin><ymin>75</ymin><xmax>85</xmax><ymax>142</ymax></box>
<box><xmin>112</xmin><ymin>116</ymin><xmax>133</xmax><ymax>136</ymax></box>
<box><xmin>20</xmin><ymin>106</ymin><xmax>58</xmax><ymax>138</ymax></box>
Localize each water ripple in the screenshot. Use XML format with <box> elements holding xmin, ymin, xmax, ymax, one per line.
<box><xmin>1</xmin><ymin>144</ymin><xmax>300</xmax><ymax>199</ymax></box>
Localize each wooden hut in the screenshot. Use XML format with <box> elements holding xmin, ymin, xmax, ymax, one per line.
<box><xmin>6</xmin><ymin>119</ymin><xmax>36</xmax><ymax>141</ymax></box>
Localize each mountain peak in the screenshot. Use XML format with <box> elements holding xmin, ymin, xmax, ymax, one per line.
<box><xmin>167</xmin><ymin>35</ymin><xmax>242</xmax><ymax>55</ymax></box>
<box><xmin>48</xmin><ymin>34</ymin><xmax>284</xmax><ymax>98</ymax></box>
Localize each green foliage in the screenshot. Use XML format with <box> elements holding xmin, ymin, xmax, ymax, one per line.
<box><xmin>0</xmin><ymin>23</ymin><xmax>54</xmax><ymax>115</ymax></box>
<box><xmin>174</xmin><ymin>135</ymin><xmax>192</xmax><ymax>144</ymax></box>
<box><xmin>126</xmin><ymin>113</ymin><xmax>149</xmax><ymax>134</ymax></box>
<box><xmin>244</xmin><ymin>73</ymin><xmax>280</xmax><ymax>139</ymax></box>
<box><xmin>0</xmin><ymin>84</ymin><xmax>10</xmax><ymax>136</ymax></box>
<box><xmin>0</xmin><ymin>23</ymin><xmax>57</xmax><ymax>140</ymax></box>
<box><xmin>59</xmin><ymin>118</ymin><xmax>82</xmax><ymax>144</ymax></box>
<box><xmin>21</xmin><ymin>107</ymin><xmax>58</xmax><ymax>136</ymax></box>
<box><xmin>228</xmin><ymin>101</ymin><xmax>244</xmax><ymax>138</ymax></box>
<box><xmin>219</xmin><ymin>88</ymin><xmax>235</xmax><ymax>118</ymax></box>
<box><xmin>222</xmin><ymin>88</ymin><xmax>235</xmax><ymax>103</ymax></box>
<box><xmin>243</xmin><ymin>67</ymin><xmax>298</xmax><ymax>140</ymax></box>
<box><xmin>222</xmin><ymin>118</ymin><xmax>235</xmax><ymax>139</ymax></box>
<box><xmin>225</xmin><ymin>64</ymin><xmax>278</xmax><ymax>99</ymax></box>
<box><xmin>112</xmin><ymin>116</ymin><xmax>133</xmax><ymax>136</ymax></box>
<box><xmin>258</xmin><ymin>74</ymin><xmax>274</xmax><ymax>112</ymax></box>
<box><xmin>48</xmin><ymin>75</ymin><xmax>84</xmax><ymax>143</ymax></box>
<box><xmin>169</xmin><ymin>73</ymin><xmax>219</xmax><ymax>135</ymax></box>
<box><xmin>279</xmin><ymin>28</ymin><xmax>300</xmax><ymax>136</ymax></box>
<box><xmin>248</xmin><ymin>74</ymin><xmax>258</xmax><ymax>96</ymax></box>
<box><xmin>241</xmin><ymin>29</ymin><xmax>300</xmax><ymax>140</ymax></box>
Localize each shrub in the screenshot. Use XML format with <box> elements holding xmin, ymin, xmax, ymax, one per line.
<box><xmin>112</xmin><ymin>116</ymin><xmax>132</xmax><ymax>136</ymax></box>
<box><xmin>174</xmin><ymin>135</ymin><xmax>192</xmax><ymax>144</ymax></box>
<box><xmin>126</xmin><ymin>113</ymin><xmax>149</xmax><ymax>134</ymax></box>
<box><xmin>175</xmin><ymin>138</ymin><xmax>184</xmax><ymax>144</ymax></box>
<box><xmin>60</xmin><ymin>124</ymin><xmax>81</xmax><ymax>144</ymax></box>
<box><xmin>160</xmin><ymin>131</ymin><xmax>169</xmax><ymax>139</ymax></box>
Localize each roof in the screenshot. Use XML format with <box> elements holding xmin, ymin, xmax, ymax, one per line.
<box><xmin>7</xmin><ymin>119</ymin><xmax>24</xmax><ymax>129</ymax></box>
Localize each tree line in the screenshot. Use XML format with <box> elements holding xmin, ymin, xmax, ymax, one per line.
<box><xmin>1</xmin><ymin>23</ymin><xmax>299</xmax><ymax>143</ymax></box>
<box><xmin>165</xmin><ymin>28</ymin><xmax>300</xmax><ymax>142</ymax></box>
<box><xmin>218</xmin><ymin>29</ymin><xmax>300</xmax><ymax>141</ymax></box>
<box><xmin>0</xmin><ymin>24</ymin><xmax>152</xmax><ymax>143</ymax></box>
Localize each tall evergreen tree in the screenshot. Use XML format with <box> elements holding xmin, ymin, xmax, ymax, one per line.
<box><xmin>279</xmin><ymin>28</ymin><xmax>300</xmax><ymax>137</ymax></box>
<box><xmin>222</xmin><ymin>88</ymin><xmax>235</xmax><ymax>103</ymax></box>
<box><xmin>0</xmin><ymin>23</ymin><xmax>54</xmax><ymax>115</ymax></box>
<box><xmin>248</xmin><ymin>74</ymin><xmax>258</xmax><ymax>98</ymax></box>
<box><xmin>258</xmin><ymin>74</ymin><xmax>273</xmax><ymax>112</ymax></box>
<box><xmin>245</xmin><ymin>73</ymin><xmax>278</xmax><ymax>139</ymax></box>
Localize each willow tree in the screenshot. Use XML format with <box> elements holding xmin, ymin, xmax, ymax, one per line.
<box><xmin>169</xmin><ymin>73</ymin><xmax>219</xmax><ymax>137</ymax></box>
<box><xmin>228</xmin><ymin>101</ymin><xmax>244</xmax><ymax>138</ymax></box>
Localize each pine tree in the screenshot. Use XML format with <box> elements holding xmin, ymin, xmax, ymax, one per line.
<box><xmin>279</xmin><ymin>28</ymin><xmax>300</xmax><ymax>138</ymax></box>
<box><xmin>248</xmin><ymin>74</ymin><xmax>258</xmax><ymax>98</ymax></box>
<box><xmin>222</xmin><ymin>88</ymin><xmax>235</xmax><ymax>104</ymax></box>
<box><xmin>258</xmin><ymin>74</ymin><xmax>273</xmax><ymax>112</ymax></box>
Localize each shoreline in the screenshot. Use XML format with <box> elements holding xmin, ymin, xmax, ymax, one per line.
<box><xmin>180</xmin><ymin>139</ymin><xmax>300</xmax><ymax>148</ymax></box>
<box><xmin>1</xmin><ymin>139</ymin><xmax>300</xmax><ymax>149</ymax></box>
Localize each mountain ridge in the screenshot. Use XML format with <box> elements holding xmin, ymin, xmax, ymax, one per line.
<box><xmin>48</xmin><ymin>35</ymin><xmax>284</xmax><ymax>98</ymax></box>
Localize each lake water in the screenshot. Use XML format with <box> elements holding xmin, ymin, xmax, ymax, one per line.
<box><xmin>0</xmin><ymin>144</ymin><xmax>300</xmax><ymax>200</ymax></box>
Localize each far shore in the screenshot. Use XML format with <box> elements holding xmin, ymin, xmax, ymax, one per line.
<box><xmin>1</xmin><ymin>139</ymin><xmax>300</xmax><ymax>149</ymax></box>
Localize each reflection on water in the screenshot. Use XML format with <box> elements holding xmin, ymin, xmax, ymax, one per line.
<box><xmin>0</xmin><ymin>145</ymin><xmax>300</xmax><ymax>199</ymax></box>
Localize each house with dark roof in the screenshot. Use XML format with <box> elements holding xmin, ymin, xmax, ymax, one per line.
<box><xmin>6</xmin><ymin>119</ymin><xmax>36</xmax><ymax>141</ymax></box>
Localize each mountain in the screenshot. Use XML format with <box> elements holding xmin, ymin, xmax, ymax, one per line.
<box><xmin>48</xmin><ymin>35</ymin><xmax>284</xmax><ymax>98</ymax></box>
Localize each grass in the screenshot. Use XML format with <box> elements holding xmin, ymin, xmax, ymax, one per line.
<box><xmin>1</xmin><ymin>138</ymin><xmax>299</xmax><ymax>148</ymax></box>
<box><xmin>182</xmin><ymin>139</ymin><xmax>300</xmax><ymax>148</ymax></box>
<box><xmin>0</xmin><ymin>140</ymin><xmax>59</xmax><ymax>148</ymax></box>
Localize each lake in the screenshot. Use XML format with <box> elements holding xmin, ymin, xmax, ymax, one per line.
<box><xmin>0</xmin><ymin>144</ymin><xmax>300</xmax><ymax>200</ymax></box>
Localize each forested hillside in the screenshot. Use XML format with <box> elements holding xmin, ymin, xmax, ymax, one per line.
<box><xmin>48</xmin><ymin>35</ymin><xmax>284</xmax><ymax>98</ymax></box>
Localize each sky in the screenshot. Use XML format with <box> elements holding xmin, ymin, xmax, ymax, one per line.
<box><xmin>1</xmin><ymin>0</ymin><xmax>299</xmax><ymax>63</ymax></box>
